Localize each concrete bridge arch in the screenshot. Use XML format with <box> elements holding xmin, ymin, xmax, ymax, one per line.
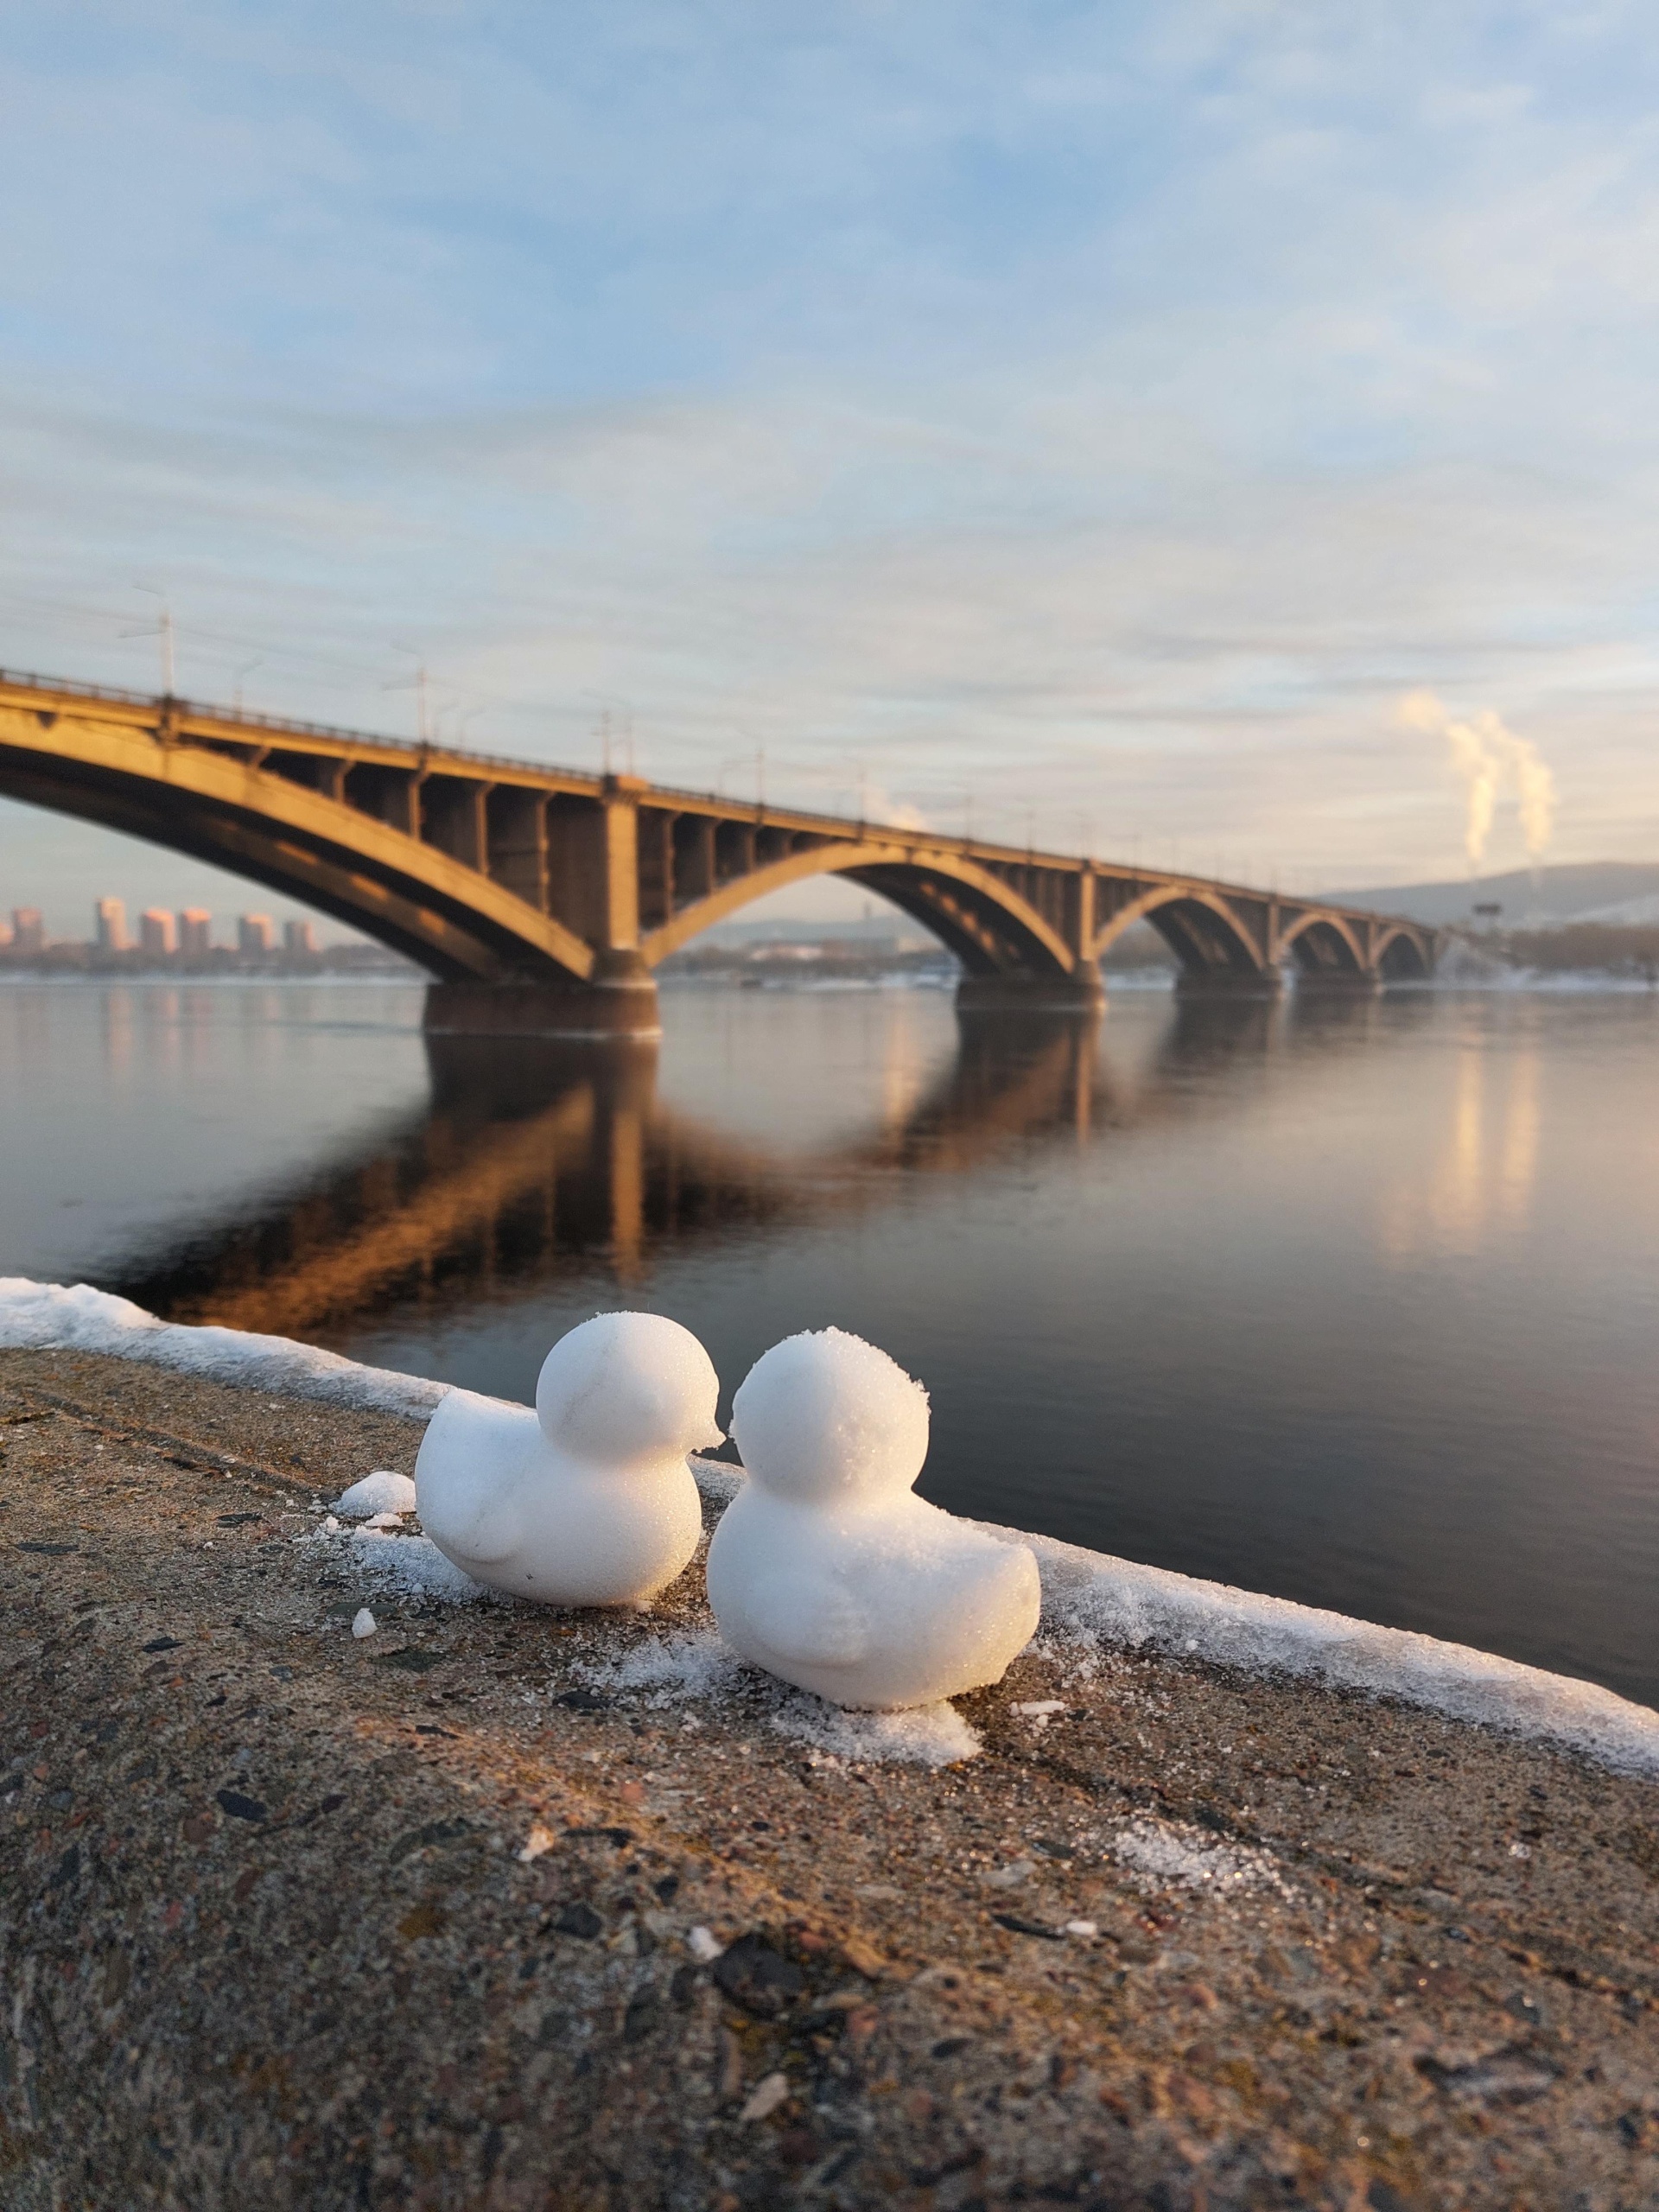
<box><xmin>0</xmin><ymin>670</ymin><xmax>1439</xmax><ymax>1032</ymax></box>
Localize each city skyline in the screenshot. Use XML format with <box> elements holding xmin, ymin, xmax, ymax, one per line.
<box><xmin>6</xmin><ymin>892</ymin><xmax>334</xmax><ymax>956</ymax></box>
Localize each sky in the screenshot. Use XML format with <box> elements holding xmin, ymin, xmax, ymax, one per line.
<box><xmin>4</xmin><ymin>1</ymin><xmax>1659</xmax><ymax>934</ymax></box>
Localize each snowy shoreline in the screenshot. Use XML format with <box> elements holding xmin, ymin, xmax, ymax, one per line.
<box><xmin>3</xmin><ymin>1273</ymin><xmax>1656</xmax><ymax>1778</ymax></box>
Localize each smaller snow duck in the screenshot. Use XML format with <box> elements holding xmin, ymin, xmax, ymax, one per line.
<box><xmin>706</xmin><ymin>1327</ymin><xmax>1040</xmax><ymax>1709</ymax></box>
<box><xmin>415</xmin><ymin>1311</ymin><xmax>723</xmax><ymax>1607</ymax></box>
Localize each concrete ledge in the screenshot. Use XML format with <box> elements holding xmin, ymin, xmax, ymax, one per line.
<box><xmin>2</xmin><ymin>1347</ymin><xmax>1655</xmax><ymax>2211</ymax></box>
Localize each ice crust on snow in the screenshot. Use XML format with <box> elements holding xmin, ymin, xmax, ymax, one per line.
<box><xmin>773</xmin><ymin>1697</ymin><xmax>982</xmax><ymax>1768</ymax></box>
<box><xmin>297</xmin><ymin>1513</ymin><xmax>490</xmax><ymax>1606</ymax></box>
<box><xmin>414</xmin><ymin>1313</ymin><xmax>720</xmax><ymax>1607</ymax></box>
<box><xmin>575</xmin><ymin>1628</ymin><xmax>983</xmax><ymax>1767</ymax></box>
<box><xmin>586</xmin><ymin>1629</ymin><xmax>747</xmax><ymax>1702</ymax></box>
<box><xmin>0</xmin><ymin>1277</ymin><xmax>444</xmax><ymax>1417</ymax></box>
<box><xmin>1110</xmin><ymin>1816</ymin><xmax>1295</xmax><ymax>1900</ymax></box>
<box><xmin>7</xmin><ymin>1274</ymin><xmax>1656</xmax><ymax>1777</ymax></box>
<box><xmin>706</xmin><ymin>1329</ymin><xmax>1040</xmax><ymax>1711</ymax></box>
<box><xmin>346</xmin><ymin>1527</ymin><xmax>487</xmax><ymax>1605</ymax></box>
<box><xmin>334</xmin><ymin>1471</ymin><xmax>417</xmax><ymax>1518</ymax></box>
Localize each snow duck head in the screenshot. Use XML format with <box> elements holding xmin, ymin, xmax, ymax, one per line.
<box><xmin>536</xmin><ymin>1312</ymin><xmax>723</xmax><ymax>1472</ymax></box>
<box><xmin>731</xmin><ymin>1326</ymin><xmax>930</xmax><ymax>1504</ymax></box>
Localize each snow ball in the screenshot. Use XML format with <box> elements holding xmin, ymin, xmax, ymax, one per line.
<box><xmin>351</xmin><ymin>1607</ymin><xmax>378</xmax><ymax>1639</ymax></box>
<box><xmin>687</xmin><ymin>1926</ymin><xmax>725</xmax><ymax>1963</ymax></box>
<box><xmin>334</xmin><ymin>1471</ymin><xmax>417</xmax><ymax>1519</ymax></box>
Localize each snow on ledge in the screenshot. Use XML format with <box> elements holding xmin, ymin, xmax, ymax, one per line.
<box><xmin>3</xmin><ymin>1277</ymin><xmax>1654</xmax><ymax>1778</ymax></box>
<box><xmin>1001</xmin><ymin>1519</ymin><xmax>1659</xmax><ymax>1781</ymax></box>
<box><xmin>0</xmin><ymin>1276</ymin><xmax>445</xmax><ymax>1419</ymax></box>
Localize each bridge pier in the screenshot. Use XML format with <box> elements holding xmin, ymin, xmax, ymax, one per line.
<box><xmin>1292</xmin><ymin>969</ymin><xmax>1382</xmax><ymax>995</ymax></box>
<box><xmin>955</xmin><ymin>969</ymin><xmax>1106</xmax><ymax>1016</ymax></box>
<box><xmin>423</xmin><ymin>957</ymin><xmax>661</xmax><ymax>1041</ymax></box>
<box><xmin>1173</xmin><ymin>965</ymin><xmax>1284</xmax><ymax>999</ymax></box>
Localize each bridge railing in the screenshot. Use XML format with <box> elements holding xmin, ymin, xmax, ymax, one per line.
<box><xmin>0</xmin><ymin>665</ymin><xmax>594</xmax><ymax>788</ymax></box>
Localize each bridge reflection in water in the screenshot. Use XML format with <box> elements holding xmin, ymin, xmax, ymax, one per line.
<box><xmin>110</xmin><ymin>989</ymin><xmax>1404</xmax><ymax>1344</ymax></box>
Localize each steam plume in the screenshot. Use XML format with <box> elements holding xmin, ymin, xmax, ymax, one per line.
<box><xmin>1399</xmin><ymin>690</ymin><xmax>1555</xmax><ymax>874</ymax></box>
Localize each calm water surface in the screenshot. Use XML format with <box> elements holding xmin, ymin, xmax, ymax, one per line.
<box><xmin>3</xmin><ymin>976</ymin><xmax>1656</xmax><ymax>1707</ymax></box>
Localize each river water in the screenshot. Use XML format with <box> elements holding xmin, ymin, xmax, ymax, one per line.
<box><xmin>3</xmin><ymin>976</ymin><xmax>1656</xmax><ymax>1707</ymax></box>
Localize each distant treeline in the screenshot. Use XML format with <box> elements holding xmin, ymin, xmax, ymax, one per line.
<box><xmin>1496</xmin><ymin>924</ymin><xmax>1659</xmax><ymax>976</ymax></box>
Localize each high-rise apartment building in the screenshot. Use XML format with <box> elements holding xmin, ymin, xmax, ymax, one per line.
<box><xmin>180</xmin><ymin>908</ymin><xmax>213</xmax><ymax>957</ymax></box>
<box><xmin>283</xmin><ymin>918</ymin><xmax>319</xmax><ymax>957</ymax></box>
<box><xmin>238</xmin><ymin>913</ymin><xmax>275</xmax><ymax>955</ymax></box>
<box><xmin>10</xmin><ymin>908</ymin><xmax>44</xmax><ymax>956</ymax></box>
<box><xmin>94</xmin><ymin>896</ymin><xmax>128</xmax><ymax>953</ymax></box>
<box><xmin>139</xmin><ymin>909</ymin><xmax>177</xmax><ymax>957</ymax></box>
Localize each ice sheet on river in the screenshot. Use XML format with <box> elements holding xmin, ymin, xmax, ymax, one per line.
<box><xmin>3</xmin><ymin>1274</ymin><xmax>1655</xmax><ymax>1777</ymax></box>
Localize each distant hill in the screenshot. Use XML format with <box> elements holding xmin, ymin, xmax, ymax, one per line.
<box><xmin>1320</xmin><ymin>862</ymin><xmax>1659</xmax><ymax>930</ymax></box>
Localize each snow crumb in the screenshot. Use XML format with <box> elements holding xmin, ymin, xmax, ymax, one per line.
<box><xmin>351</xmin><ymin>1608</ymin><xmax>378</xmax><ymax>1640</ymax></box>
<box><xmin>1110</xmin><ymin>1816</ymin><xmax>1294</xmax><ymax>1900</ymax></box>
<box><xmin>334</xmin><ymin>1471</ymin><xmax>417</xmax><ymax>1518</ymax></box>
<box><xmin>739</xmin><ymin>2072</ymin><xmax>791</xmax><ymax>2125</ymax></box>
<box><xmin>517</xmin><ymin>1824</ymin><xmax>556</xmax><ymax>1865</ymax></box>
<box><xmin>770</xmin><ymin>1694</ymin><xmax>982</xmax><ymax>1768</ymax></box>
<box><xmin>1012</xmin><ymin>1700</ymin><xmax>1066</xmax><ymax>1728</ymax></box>
<box><xmin>982</xmin><ymin>1859</ymin><xmax>1034</xmax><ymax>1889</ymax></box>
<box><xmin>687</xmin><ymin>1926</ymin><xmax>725</xmax><ymax>1963</ymax></box>
<box><xmin>1065</xmin><ymin>1920</ymin><xmax>1098</xmax><ymax>1939</ymax></box>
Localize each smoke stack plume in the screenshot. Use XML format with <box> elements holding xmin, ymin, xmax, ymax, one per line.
<box><xmin>1398</xmin><ymin>690</ymin><xmax>1555</xmax><ymax>874</ymax></box>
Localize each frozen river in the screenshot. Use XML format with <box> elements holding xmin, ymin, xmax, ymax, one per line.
<box><xmin>3</xmin><ymin>975</ymin><xmax>1656</xmax><ymax>1707</ymax></box>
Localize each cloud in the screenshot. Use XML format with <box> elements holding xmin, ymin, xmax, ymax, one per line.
<box><xmin>2</xmin><ymin>1</ymin><xmax>1659</xmax><ymax>915</ymax></box>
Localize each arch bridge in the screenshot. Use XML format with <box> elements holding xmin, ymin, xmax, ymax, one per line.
<box><xmin>0</xmin><ymin>671</ymin><xmax>1438</xmax><ymax>1033</ymax></box>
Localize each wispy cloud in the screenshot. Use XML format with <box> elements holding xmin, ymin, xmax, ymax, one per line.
<box><xmin>3</xmin><ymin>2</ymin><xmax>1659</xmax><ymax>925</ymax></box>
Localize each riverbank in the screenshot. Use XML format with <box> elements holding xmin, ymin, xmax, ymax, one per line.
<box><xmin>3</xmin><ymin>1341</ymin><xmax>1656</xmax><ymax>2210</ymax></box>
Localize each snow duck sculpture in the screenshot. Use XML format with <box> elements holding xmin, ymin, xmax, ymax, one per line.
<box><xmin>706</xmin><ymin>1327</ymin><xmax>1041</xmax><ymax>1709</ymax></box>
<box><xmin>415</xmin><ymin>1311</ymin><xmax>722</xmax><ymax>1607</ymax></box>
